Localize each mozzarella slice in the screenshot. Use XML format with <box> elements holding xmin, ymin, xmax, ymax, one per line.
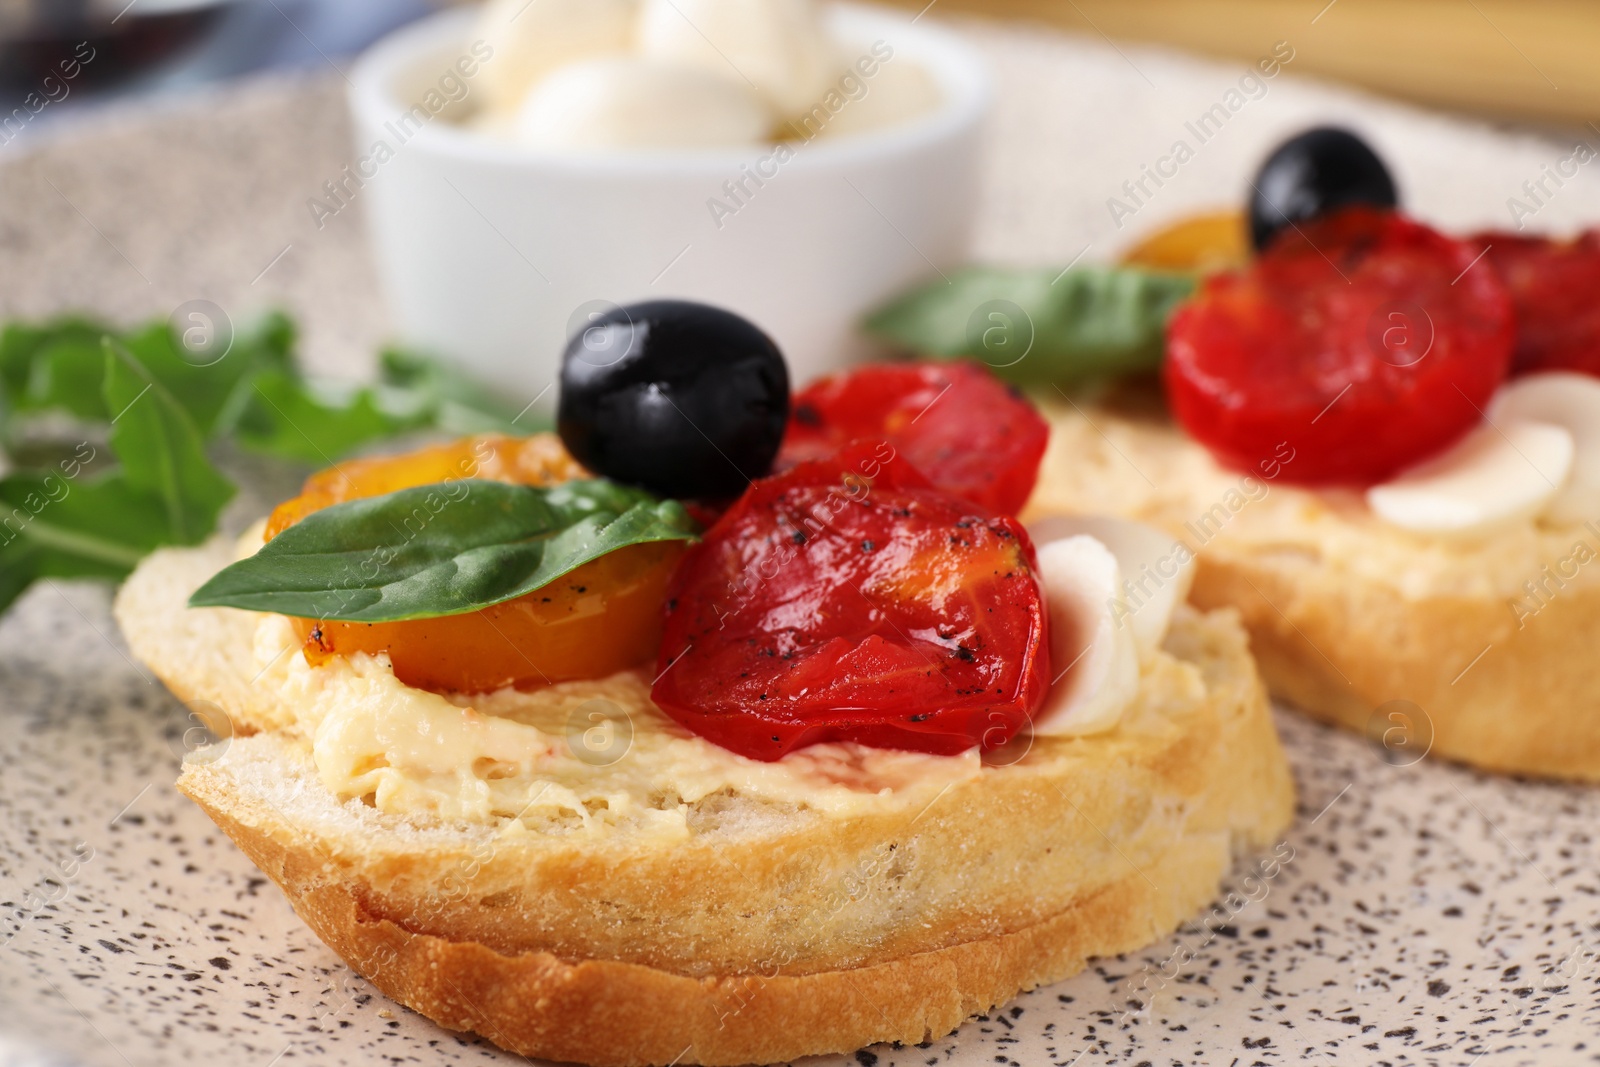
<box><xmin>1027</xmin><ymin>515</ymin><xmax>1194</xmax><ymax>658</ymax></box>
<box><xmin>514</xmin><ymin>58</ymin><xmax>772</xmax><ymax>150</ymax></box>
<box><xmin>1367</xmin><ymin>420</ymin><xmax>1574</xmax><ymax>536</ymax></box>
<box><xmin>1488</xmin><ymin>372</ymin><xmax>1600</xmax><ymax>526</ymax></box>
<box><xmin>1030</xmin><ymin>535</ymin><xmax>1141</xmax><ymax>737</ymax></box>
<box><xmin>637</xmin><ymin>0</ymin><xmax>840</xmax><ymax>118</ymax></box>
<box><xmin>474</xmin><ymin>0</ymin><xmax>636</xmax><ymax>116</ymax></box>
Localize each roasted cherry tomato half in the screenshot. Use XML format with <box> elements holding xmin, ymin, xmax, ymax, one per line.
<box><xmin>652</xmin><ymin>441</ymin><xmax>1050</xmax><ymax>761</ymax></box>
<box><xmin>778</xmin><ymin>361</ymin><xmax>1049</xmax><ymax>515</ymax></box>
<box><xmin>1166</xmin><ymin>206</ymin><xmax>1514</xmax><ymax>486</ymax></box>
<box><xmin>267</xmin><ymin>433</ymin><xmax>685</xmax><ymax>693</ymax></box>
<box><xmin>1249</xmin><ymin>126</ymin><xmax>1398</xmax><ymax>251</ymax></box>
<box><xmin>1472</xmin><ymin>230</ymin><xmax>1600</xmax><ymax>378</ymax></box>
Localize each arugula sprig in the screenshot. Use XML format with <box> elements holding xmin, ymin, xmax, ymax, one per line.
<box><xmin>0</xmin><ymin>342</ymin><xmax>234</xmax><ymax>612</ymax></box>
<box><xmin>0</xmin><ymin>311</ymin><xmax>539</xmax><ymax>615</ymax></box>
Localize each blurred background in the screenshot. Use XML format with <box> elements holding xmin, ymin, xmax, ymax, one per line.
<box><xmin>897</xmin><ymin>0</ymin><xmax>1600</xmax><ymax>129</ymax></box>
<box><xmin>2</xmin><ymin>0</ymin><xmax>1594</xmax><ymax>396</ymax></box>
<box><xmin>0</xmin><ymin>0</ymin><xmax>431</xmax><ymax>105</ymax></box>
<box><xmin>4</xmin><ymin>0</ymin><xmax>1593</xmax><ymax>130</ymax></box>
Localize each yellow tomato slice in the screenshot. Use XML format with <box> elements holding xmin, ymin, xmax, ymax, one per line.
<box><xmin>267</xmin><ymin>433</ymin><xmax>684</xmax><ymax>693</ymax></box>
<box><xmin>264</xmin><ymin>433</ymin><xmax>584</xmax><ymax>538</ymax></box>
<box><xmin>1119</xmin><ymin>210</ymin><xmax>1249</xmax><ymax>274</ymax></box>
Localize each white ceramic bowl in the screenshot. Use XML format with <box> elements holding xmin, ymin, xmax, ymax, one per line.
<box><xmin>347</xmin><ymin>3</ymin><xmax>990</xmax><ymax>410</ymax></box>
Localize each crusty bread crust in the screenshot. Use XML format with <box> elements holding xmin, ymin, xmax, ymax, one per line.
<box><xmin>117</xmin><ymin>541</ymin><xmax>1293</xmax><ymax>1065</ymax></box>
<box><xmin>200</xmin><ymin>789</ymin><xmax>1232</xmax><ymax>1067</ymax></box>
<box><xmin>1033</xmin><ymin>397</ymin><xmax>1600</xmax><ymax>781</ymax></box>
<box><xmin>1193</xmin><ymin>553</ymin><xmax>1600</xmax><ymax>779</ymax></box>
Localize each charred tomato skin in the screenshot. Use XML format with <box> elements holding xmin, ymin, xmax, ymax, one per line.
<box><xmin>1165</xmin><ymin>206</ymin><xmax>1514</xmax><ymax>486</ymax></box>
<box><xmin>779</xmin><ymin>361</ymin><xmax>1049</xmax><ymax>516</ymax></box>
<box><xmin>1473</xmin><ymin>230</ymin><xmax>1600</xmax><ymax>378</ymax></box>
<box><xmin>652</xmin><ymin>441</ymin><xmax>1050</xmax><ymax>761</ymax></box>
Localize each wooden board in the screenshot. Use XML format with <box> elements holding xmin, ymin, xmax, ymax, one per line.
<box><xmin>895</xmin><ymin>0</ymin><xmax>1599</xmax><ymax>126</ymax></box>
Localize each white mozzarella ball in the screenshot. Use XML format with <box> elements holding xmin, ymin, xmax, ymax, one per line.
<box><xmin>637</xmin><ymin>0</ymin><xmax>841</xmax><ymax>118</ymax></box>
<box><xmin>475</xmin><ymin>0</ymin><xmax>636</xmax><ymax>116</ymax></box>
<box><xmin>515</xmin><ymin>57</ymin><xmax>772</xmax><ymax>151</ymax></box>
<box><xmin>817</xmin><ymin>54</ymin><xmax>940</xmax><ymax>139</ymax></box>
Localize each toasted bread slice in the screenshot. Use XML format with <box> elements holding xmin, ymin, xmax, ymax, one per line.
<box><xmin>1033</xmin><ymin>397</ymin><xmax>1600</xmax><ymax>781</ymax></box>
<box><xmin>114</xmin><ymin>540</ymin><xmax>1293</xmax><ymax>1067</ymax></box>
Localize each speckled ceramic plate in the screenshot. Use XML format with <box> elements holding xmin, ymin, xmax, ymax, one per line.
<box><xmin>6</xmin><ymin>583</ymin><xmax>1598</xmax><ymax>1067</ymax></box>
<box><xmin>4</xmin><ymin>14</ymin><xmax>1600</xmax><ymax>1067</ymax></box>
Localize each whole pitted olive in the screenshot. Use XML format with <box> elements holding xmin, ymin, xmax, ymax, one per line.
<box><xmin>1249</xmin><ymin>126</ymin><xmax>1399</xmax><ymax>250</ymax></box>
<box><xmin>557</xmin><ymin>300</ymin><xmax>790</xmax><ymax>500</ymax></box>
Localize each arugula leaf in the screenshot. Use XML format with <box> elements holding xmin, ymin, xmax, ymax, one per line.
<box><xmin>104</xmin><ymin>342</ymin><xmax>235</xmax><ymax>545</ymax></box>
<box><xmin>0</xmin><ymin>474</ymin><xmax>170</xmax><ymax>577</ymax></box>
<box><xmin>232</xmin><ymin>346</ymin><xmax>541</xmax><ymax>463</ymax></box>
<box><xmin>117</xmin><ymin>314</ymin><xmax>296</xmax><ymax>439</ymax></box>
<box><xmin>0</xmin><ymin>538</ymin><xmax>41</xmax><ymax>614</ymax></box>
<box><xmin>1</xmin><ymin>317</ymin><xmax>108</xmax><ymax>402</ymax></box>
<box><xmin>378</xmin><ymin>346</ymin><xmax>540</xmax><ymax>434</ymax></box>
<box><xmin>20</xmin><ymin>335</ymin><xmax>112</xmax><ymax>420</ymax></box>
<box><xmin>188</xmin><ymin>479</ymin><xmax>698</xmax><ymax>622</ymax></box>
<box><xmin>864</xmin><ymin>265</ymin><xmax>1196</xmax><ymax>385</ymax></box>
<box><xmin>232</xmin><ymin>368</ymin><xmax>431</xmax><ymax>464</ymax></box>
<box><xmin>2</xmin><ymin>312</ymin><xmax>298</xmax><ymax>436</ymax></box>
<box><xmin>0</xmin><ymin>309</ymin><xmax>576</xmax><ymax>619</ymax></box>
<box><xmin>0</xmin><ymin>455</ymin><xmax>184</xmax><ymax>614</ymax></box>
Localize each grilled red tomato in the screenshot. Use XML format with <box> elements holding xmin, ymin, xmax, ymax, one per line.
<box><xmin>779</xmin><ymin>361</ymin><xmax>1049</xmax><ymax>515</ymax></box>
<box><xmin>1473</xmin><ymin>230</ymin><xmax>1600</xmax><ymax>378</ymax></box>
<box><xmin>652</xmin><ymin>441</ymin><xmax>1049</xmax><ymax>760</ymax></box>
<box><xmin>1166</xmin><ymin>206</ymin><xmax>1514</xmax><ymax>485</ymax></box>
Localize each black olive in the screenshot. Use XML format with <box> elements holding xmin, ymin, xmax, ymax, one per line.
<box><xmin>1249</xmin><ymin>126</ymin><xmax>1398</xmax><ymax>250</ymax></box>
<box><xmin>557</xmin><ymin>300</ymin><xmax>789</xmax><ymax>500</ymax></box>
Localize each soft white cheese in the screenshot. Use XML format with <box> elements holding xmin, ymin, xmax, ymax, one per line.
<box><xmin>1028</xmin><ymin>534</ymin><xmax>1141</xmax><ymax>737</ymax></box>
<box><xmin>471</xmin><ymin>0</ymin><xmax>945</xmax><ymax>149</ymax></box>
<box><xmin>1027</xmin><ymin>514</ymin><xmax>1195</xmax><ymax>658</ymax></box>
<box><xmin>514</xmin><ymin>57</ymin><xmax>772</xmax><ymax>150</ymax></box>
<box><xmin>474</xmin><ymin>0</ymin><xmax>636</xmax><ymax>115</ymax></box>
<box><xmin>1367</xmin><ymin>419</ymin><xmax>1574</xmax><ymax>537</ymax></box>
<box><xmin>636</xmin><ymin>0</ymin><xmax>840</xmax><ymax>118</ymax></box>
<box><xmin>1489</xmin><ymin>372</ymin><xmax>1600</xmax><ymax>526</ymax></box>
<box><xmin>817</xmin><ymin>49</ymin><xmax>941</xmax><ymax>139</ymax></box>
<box><xmin>252</xmin><ymin>615</ymin><xmax>980</xmax><ymax>841</ymax></box>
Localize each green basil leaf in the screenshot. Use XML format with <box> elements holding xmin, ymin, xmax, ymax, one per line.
<box><xmin>188</xmin><ymin>479</ymin><xmax>698</xmax><ymax>622</ymax></box>
<box><xmin>864</xmin><ymin>265</ymin><xmax>1196</xmax><ymax>386</ymax></box>
<box><xmin>104</xmin><ymin>342</ymin><xmax>235</xmax><ymax>545</ymax></box>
